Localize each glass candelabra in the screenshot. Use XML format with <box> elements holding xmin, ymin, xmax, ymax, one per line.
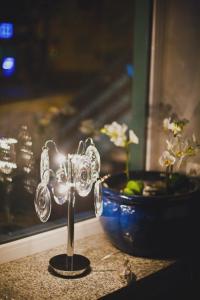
<box><xmin>34</xmin><ymin>138</ymin><xmax>103</xmax><ymax>277</ymax></box>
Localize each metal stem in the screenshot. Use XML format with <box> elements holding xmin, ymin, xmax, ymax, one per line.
<box><xmin>66</xmin><ymin>155</ymin><xmax>75</xmax><ymax>271</ymax></box>
<box><xmin>67</xmin><ymin>188</ymin><xmax>75</xmax><ymax>270</ymax></box>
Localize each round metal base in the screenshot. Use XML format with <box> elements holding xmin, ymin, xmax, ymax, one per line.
<box><xmin>49</xmin><ymin>254</ymin><xmax>90</xmax><ymax>278</ymax></box>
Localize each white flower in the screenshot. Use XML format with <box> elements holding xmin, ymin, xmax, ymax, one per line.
<box><xmin>169</xmin><ymin>122</ymin><xmax>182</xmax><ymax>136</ymax></box>
<box><xmin>161</xmin><ymin>116</ymin><xmax>199</xmax><ymax>172</ymax></box>
<box><xmin>192</xmin><ymin>133</ymin><xmax>196</xmax><ymax>143</ymax></box>
<box><xmin>164</xmin><ymin>117</ymin><xmax>190</xmax><ymax>136</ymax></box>
<box><xmin>163</xmin><ymin>118</ymin><xmax>182</xmax><ymax>136</ymax></box>
<box><xmin>159</xmin><ymin>151</ymin><xmax>176</xmax><ymax>167</ymax></box>
<box><xmin>101</xmin><ymin>121</ymin><xmax>128</xmax><ymax>147</ymax></box>
<box><xmin>185</xmin><ymin>136</ymin><xmax>199</xmax><ymax>157</ymax></box>
<box><xmin>167</xmin><ymin>137</ymin><xmax>189</xmax><ymax>158</ymax></box>
<box><xmin>163</xmin><ymin>118</ymin><xmax>171</xmax><ymax>131</ymax></box>
<box><xmin>129</xmin><ymin>130</ymin><xmax>139</xmax><ymax>144</ymax></box>
<box><xmin>166</xmin><ymin>135</ymin><xmax>200</xmax><ymax>169</ymax></box>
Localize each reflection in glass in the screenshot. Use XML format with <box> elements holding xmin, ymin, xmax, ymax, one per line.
<box><xmin>17</xmin><ymin>125</ymin><xmax>36</xmax><ymax>194</ymax></box>
<box><xmin>0</xmin><ymin>138</ymin><xmax>17</xmax><ymax>180</ymax></box>
<box><xmin>34</xmin><ymin>182</ymin><xmax>51</xmax><ymax>223</ymax></box>
<box><xmin>0</xmin><ymin>0</ymin><xmax>134</xmax><ymax>243</ymax></box>
<box><xmin>0</xmin><ymin>137</ymin><xmax>18</xmax><ymax>226</ymax></box>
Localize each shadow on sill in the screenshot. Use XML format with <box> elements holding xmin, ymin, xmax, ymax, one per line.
<box><xmin>101</xmin><ymin>256</ymin><xmax>200</xmax><ymax>300</ymax></box>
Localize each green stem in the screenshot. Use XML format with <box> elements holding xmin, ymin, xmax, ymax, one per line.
<box><xmin>170</xmin><ymin>165</ymin><xmax>173</xmax><ymax>179</ymax></box>
<box><xmin>166</xmin><ymin>166</ymin><xmax>170</xmax><ymax>192</ymax></box>
<box><xmin>125</xmin><ymin>144</ymin><xmax>130</xmax><ymax>181</ymax></box>
<box><xmin>166</xmin><ymin>165</ymin><xmax>173</xmax><ymax>192</ymax></box>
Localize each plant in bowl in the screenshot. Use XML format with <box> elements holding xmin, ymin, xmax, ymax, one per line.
<box><xmin>100</xmin><ymin>121</ymin><xmax>142</xmax><ymax>193</ymax></box>
<box><xmin>99</xmin><ymin>118</ymin><xmax>200</xmax><ymax>258</ymax></box>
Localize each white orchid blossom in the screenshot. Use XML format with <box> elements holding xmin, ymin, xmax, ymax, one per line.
<box><xmin>129</xmin><ymin>129</ymin><xmax>139</xmax><ymax>144</ymax></box>
<box><xmin>101</xmin><ymin>121</ymin><xmax>139</xmax><ymax>180</ymax></box>
<box><xmin>166</xmin><ymin>137</ymin><xmax>186</xmax><ymax>158</ymax></box>
<box><xmin>169</xmin><ymin>122</ymin><xmax>182</xmax><ymax>136</ymax></box>
<box><xmin>163</xmin><ymin>117</ymin><xmax>189</xmax><ymax>137</ymax></box>
<box><xmin>159</xmin><ymin>151</ymin><xmax>176</xmax><ymax>168</ymax></box>
<box><xmin>192</xmin><ymin>133</ymin><xmax>196</xmax><ymax>143</ymax></box>
<box><xmin>101</xmin><ymin>122</ymin><xmax>139</xmax><ymax>147</ymax></box>
<box><xmin>163</xmin><ymin>118</ymin><xmax>182</xmax><ymax>136</ymax></box>
<box><xmin>163</xmin><ymin>118</ymin><xmax>171</xmax><ymax>131</ymax></box>
<box><xmin>161</xmin><ymin>116</ymin><xmax>199</xmax><ymax>174</ymax></box>
<box><xmin>166</xmin><ymin>135</ymin><xmax>199</xmax><ymax>169</ymax></box>
<box><xmin>185</xmin><ymin>135</ymin><xmax>200</xmax><ymax>157</ymax></box>
<box><xmin>101</xmin><ymin>121</ymin><xmax>128</xmax><ymax>147</ymax></box>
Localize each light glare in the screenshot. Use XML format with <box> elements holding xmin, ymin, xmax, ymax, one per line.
<box><xmin>55</xmin><ymin>153</ymin><xmax>66</xmax><ymax>165</ymax></box>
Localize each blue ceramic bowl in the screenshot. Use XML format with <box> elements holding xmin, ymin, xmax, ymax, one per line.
<box><xmin>100</xmin><ymin>171</ymin><xmax>200</xmax><ymax>258</ymax></box>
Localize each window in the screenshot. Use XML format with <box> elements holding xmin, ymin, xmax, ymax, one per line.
<box><xmin>147</xmin><ymin>0</ymin><xmax>200</xmax><ymax>173</ymax></box>
<box><xmin>0</xmin><ymin>0</ymin><xmax>135</xmax><ymax>244</ymax></box>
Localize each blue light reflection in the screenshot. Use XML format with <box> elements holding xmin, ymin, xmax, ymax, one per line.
<box><xmin>0</xmin><ymin>23</ymin><xmax>14</xmax><ymax>39</ymax></box>
<box><xmin>2</xmin><ymin>57</ymin><xmax>15</xmax><ymax>76</ymax></box>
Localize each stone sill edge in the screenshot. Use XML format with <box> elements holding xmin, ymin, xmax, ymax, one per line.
<box><xmin>0</xmin><ymin>217</ymin><xmax>103</xmax><ymax>264</ymax></box>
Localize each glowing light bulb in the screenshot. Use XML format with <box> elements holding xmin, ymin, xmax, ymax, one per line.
<box><xmin>55</xmin><ymin>153</ymin><xmax>66</xmax><ymax>165</ymax></box>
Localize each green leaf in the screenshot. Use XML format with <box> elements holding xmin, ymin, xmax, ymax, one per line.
<box><xmin>124</xmin><ymin>180</ymin><xmax>144</xmax><ymax>195</ymax></box>
<box><xmin>123</xmin><ymin>187</ymin><xmax>136</xmax><ymax>195</ymax></box>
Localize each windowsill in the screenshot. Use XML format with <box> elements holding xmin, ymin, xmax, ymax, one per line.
<box><xmin>0</xmin><ymin>232</ymin><xmax>185</xmax><ymax>299</ymax></box>
<box><xmin>1</xmin><ymin>221</ymin><xmax>199</xmax><ymax>299</ymax></box>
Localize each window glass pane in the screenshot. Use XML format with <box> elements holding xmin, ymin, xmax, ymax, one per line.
<box><xmin>0</xmin><ymin>0</ymin><xmax>134</xmax><ymax>243</ymax></box>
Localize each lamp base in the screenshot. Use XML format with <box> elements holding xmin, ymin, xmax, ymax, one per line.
<box><xmin>49</xmin><ymin>254</ymin><xmax>90</xmax><ymax>278</ymax></box>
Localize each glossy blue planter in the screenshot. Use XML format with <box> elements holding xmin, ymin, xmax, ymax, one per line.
<box><xmin>100</xmin><ymin>171</ymin><xmax>200</xmax><ymax>258</ymax></box>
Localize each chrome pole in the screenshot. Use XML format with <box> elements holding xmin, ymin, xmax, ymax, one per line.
<box><xmin>67</xmin><ymin>188</ymin><xmax>75</xmax><ymax>270</ymax></box>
